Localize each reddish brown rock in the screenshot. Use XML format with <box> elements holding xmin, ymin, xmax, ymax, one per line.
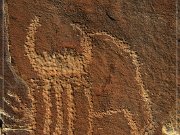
<box><xmin>0</xmin><ymin>0</ymin><xmax>177</xmax><ymax>135</ymax></box>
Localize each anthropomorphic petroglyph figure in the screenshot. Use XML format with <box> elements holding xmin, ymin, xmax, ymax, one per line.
<box><xmin>24</xmin><ymin>16</ymin><xmax>155</xmax><ymax>135</ymax></box>
<box><xmin>25</xmin><ymin>16</ymin><xmax>93</xmax><ymax>135</ymax></box>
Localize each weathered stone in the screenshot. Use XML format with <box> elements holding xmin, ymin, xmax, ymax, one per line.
<box><xmin>0</xmin><ymin>0</ymin><xmax>177</xmax><ymax>135</ymax></box>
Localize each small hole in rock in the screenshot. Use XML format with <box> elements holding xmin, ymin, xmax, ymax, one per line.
<box><xmin>0</xmin><ymin>119</ymin><xmax>3</xmax><ymax>128</ymax></box>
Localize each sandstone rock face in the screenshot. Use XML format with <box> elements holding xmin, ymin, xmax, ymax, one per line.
<box><xmin>0</xmin><ymin>0</ymin><xmax>177</xmax><ymax>135</ymax></box>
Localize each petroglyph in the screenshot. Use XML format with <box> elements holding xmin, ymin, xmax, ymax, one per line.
<box><xmin>24</xmin><ymin>16</ymin><xmax>93</xmax><ymax>135</ymax></box>
<box><xmin>61</xmin><ymin>82</ymin><xmax>75</xmax><ymax>135</ymax></box>
<box><xmin>41</xmin><ymin>79</ymin><xmax>52</xmax><ymax>134</ymax></box>
<box><xmin>92</xmin><ymin>109</ymin><xmax>122</xmax><ymax>118</ymax></box>
<box><xmin>51</xmin><ymin>80</ymin><xmax>64</xmax><ymax>135</ymax></box>
<box><xmin>122</xmin><ymin>109</ymin><xmax>140</xmax><ymax>135</ymax></box>
<box><xmin>89</xmin><ymin>32</ymin><xmax>155</xmax><ymax>134</ymax></box>
<box><xmin>3</xmin><ymin>14</ymin><xmax>154</xmax><ymax>135</ymax></box>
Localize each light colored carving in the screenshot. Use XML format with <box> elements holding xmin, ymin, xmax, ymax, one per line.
<box><xmin>92</xmin><ymin>109</ymin><xmax>122</xmax><ymax>118</ymax></box>
<box><xmin>51</xmin><ymin>80</ymin><xmax>64</xmax><ymax>135</ymax></box>
<box><xmin>122</xmin><ymin>109</ymin><xmax>140</xmax><ymax>135</ymax></box>
<box><xmin>61</xmin><ymin>81</ymin><xmax>75</xmax><ymax>135</ymax></box>
<box><xmin>41</xmin><ymin>79</ymin><xmax>52</xmax><ymax>134</ymax></box>
<box><xmin>89</xmin><ymin>32</ymin><xmax>155</xmax><ymax>135</ymax></box>
<box><xmin>24</xmin><ymin>16</ymin><xmax>155</xmax><ymax>135</ymax></box>
<box><xmin>24</xmin><ymin>16</ymin><xmax>93</xmax><ymax>135</ymax></box>
<box><xmin>2</xmin><ymin>13</ymin><xmax>155</xmax><ymax>134</ymax></box>
<box><xmin>0</xmin><ymin>0</ymin><xmax>161</xmax><ymax>134</ymax></box>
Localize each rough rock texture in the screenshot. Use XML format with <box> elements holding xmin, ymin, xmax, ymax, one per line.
<box><xmin>0</xmin><ymin>0</ymin><xmax>178</xmax><ymax>135</ymax></box>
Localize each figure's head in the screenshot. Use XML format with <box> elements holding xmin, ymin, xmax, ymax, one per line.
<box><xmin>23</xmin><ymin>16</ymin><xmax>92</xmax><ymax>78</ymax></box>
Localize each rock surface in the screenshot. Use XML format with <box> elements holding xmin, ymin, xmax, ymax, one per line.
<box><xmin>0</xmin><ymin>0</ymin><xmax>177</xmax><ymax>135</ymax></box>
